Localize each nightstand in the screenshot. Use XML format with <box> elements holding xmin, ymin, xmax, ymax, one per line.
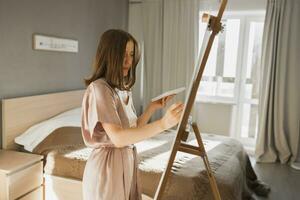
<box><xmin>0</xmin><ymin>150</ymin><xmax>43</xmax><ymax>200</ymax></box>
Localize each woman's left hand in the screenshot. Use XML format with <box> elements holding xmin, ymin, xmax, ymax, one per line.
<box><xmin>150</xmin><ymin>95</ymin><xmax>175</xmax><ymax>111</ymax></box>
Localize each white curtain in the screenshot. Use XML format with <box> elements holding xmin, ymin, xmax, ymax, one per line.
<box><xmin>141</xmin><ymin>0</ymin><xmax>164</xmax><ymax>119</ymax></box>
<box><xmin>162</xmin><ymin>0</ymin><xmax>200</xmax><ymax>103</ymax></box>
<box><xmin>255</xmin><ymin>0</ymin><xmax>300</xmax><ymax>163</ymax></box>
<box><xmin>131</xmin><ymin>0</ymin><xmax>200</xmax><ymax>120</ymax></box>
<box><xmin>128</xmin><ymin>2</ymin><xmax>145</xmax><ymax>115</ymax></box>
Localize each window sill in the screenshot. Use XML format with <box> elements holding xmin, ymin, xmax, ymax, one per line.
<box><xmin>195</xmin><ymin>98</ymin><xmax>236</xmax><ymax>105</ymax></box>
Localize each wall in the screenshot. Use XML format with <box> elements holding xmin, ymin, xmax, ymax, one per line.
<box><xmin>195</xmin><ymin>102</ymin><xmax>234</xmax><ymax>136</ymax></box>
<box><xmin>0</xmin><ymin>0</ymin><xmax>128</xmax><ymax>148</ymax></box>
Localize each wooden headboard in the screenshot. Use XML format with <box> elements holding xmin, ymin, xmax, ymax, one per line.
<box><xmin>1</xmin><ymin>90</ymin><xmax>85</xmax><ymax>150</ymax></box>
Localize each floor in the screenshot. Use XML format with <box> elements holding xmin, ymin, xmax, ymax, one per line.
<box><xmin>251</xmin><ymin>159</ymin><xmax>300</xmax><ymax>200</ymax></box>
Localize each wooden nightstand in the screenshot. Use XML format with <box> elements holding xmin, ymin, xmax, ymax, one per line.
<box><xmin>0</xmin><ymin>150</ymin><xmax>43</xmax><ymax>200</ymax></box>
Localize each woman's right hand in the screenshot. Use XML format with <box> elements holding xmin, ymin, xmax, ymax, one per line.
<box><xmin>160</xmin><ymin>102</ymin><xmax>184</xmax><ymax>130</ymax></box>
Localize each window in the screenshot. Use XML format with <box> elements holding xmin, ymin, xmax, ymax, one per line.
<box><xmin>197</xmin><ymin>11</ymin><xmax>265</xmax><ymax>147</ymax></box>
<box><xmin>198</xmin><ymin>18</ymin><xmax>240</xmax><ymax>100</ymax></box>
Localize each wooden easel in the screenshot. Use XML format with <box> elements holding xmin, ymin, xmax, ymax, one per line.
<box><xmin>154</xmin><ymin>0</ymin><xmax>227</xmax><ymax>199</ymax></box>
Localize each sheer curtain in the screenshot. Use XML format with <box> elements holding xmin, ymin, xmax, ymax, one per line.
<box><xmin>132</xmin><ymin>0</ymin><xmax>200</xmax><ymax>120</ymax></box>
<box><xmin>141</xmin><ymin>0</ymin><xmax>164</xmax><ymax>119</ymax></box>
<box><xmin>255</xmin><ymin>0</ymin><xmax>300</xmax><ymax>164</ymax></box>
<box><xmin>161</xmin><ymin>0</ymin><xmax>200</xmax><ymax>102</ymax></box>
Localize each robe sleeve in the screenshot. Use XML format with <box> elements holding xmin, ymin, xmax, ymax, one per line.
<box><xmin>81</xmin><ymin>82</ymin><xmax>121</xmax><ymax>137</ymax></box>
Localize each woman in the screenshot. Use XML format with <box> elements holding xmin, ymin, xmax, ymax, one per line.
<box><xmin>81</xmin><ymin>29</ymin><xmax>184</xmax><ymax>200</ymax></box>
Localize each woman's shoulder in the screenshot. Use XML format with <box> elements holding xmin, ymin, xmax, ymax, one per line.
<box><xmin>88</xmin><ymin>78</ymin><xmax>112</xmax><ymax>91</ymax></box>
<box><xmin>91</xmin><ymin>78</ymin><xmax>109</xmax><ymax>87</ymax></box>
<box><xmin>87</xmin><ymin>78</ymin><xmax>117</xmax><ymax>97</ymax></box>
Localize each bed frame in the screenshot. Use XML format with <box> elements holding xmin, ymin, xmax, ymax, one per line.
<box><xmin>1</xmin><ymin>90</ymin><xmax>85</xmax><ymax>200</ymax></box>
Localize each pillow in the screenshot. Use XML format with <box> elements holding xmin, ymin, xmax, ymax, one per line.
<box><xmin>15</xmin><ymin>107</ymin><xmax>81</xmax><ymax>152</ymax></box>
<box><xmin>32</xmin><ymin>126</ymin><xmax>84</xmax><ymax>154</ymax></box>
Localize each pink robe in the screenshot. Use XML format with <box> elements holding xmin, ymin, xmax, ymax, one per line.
<box><xmin>81</xmin><ymin>78</ymin><xmax>142</xmax><ymax>200</ymax></box>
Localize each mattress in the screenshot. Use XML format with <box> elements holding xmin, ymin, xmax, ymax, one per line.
<box><xmin>41</xmin><ymin>130</ymin><xmax>254</xmax><ymax>200</ymax></box>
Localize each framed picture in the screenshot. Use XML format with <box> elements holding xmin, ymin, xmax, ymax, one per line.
<box><xmin>33</xmin><ymin>34</ymin><xmax>78</xmax><ymax>53</ymax></box>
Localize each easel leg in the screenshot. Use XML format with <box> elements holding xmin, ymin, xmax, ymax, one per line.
<box><xmin>155</xmin><ymin>124</ymin><xmax>222</xmax><ymax>200</ymax></box>
<box><xmin>192</xmin><ymin>123</ymin><xmax>221</xmax><ymax>200</ymax></box>
<box><xmin>154</xmin><ymin>143</ymin><xmax>179</xmax><ymax>200</ymax></box>
<box><xmin>202</xmin><ymin>155</ymin><xmax>221</xmax><ymax>200</ymax></box>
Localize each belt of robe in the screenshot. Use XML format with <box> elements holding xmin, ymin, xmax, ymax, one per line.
<box><xmin>97</xmin><ymin>144</ymin><xmax>142</xmax><ymax>200</ymax></box>
<box><xmin>129</xmin><ymin>145</ymin><xmax>142</xmax><ymax>200</ymax></box>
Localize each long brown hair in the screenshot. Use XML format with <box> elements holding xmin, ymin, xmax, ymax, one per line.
<box><xmin>85</xmin><ymin>29</ymin><xmax>140</xmax><ymax>90</ymax></box>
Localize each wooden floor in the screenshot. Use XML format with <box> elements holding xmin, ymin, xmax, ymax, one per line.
<box><xmin>251</xmin><ymin>159</ymin><xmax>300</xmax><ymax>200</ymax></box>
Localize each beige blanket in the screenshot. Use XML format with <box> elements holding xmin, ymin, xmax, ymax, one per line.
<box><xmin>38</xmin><ymin>131</ymin><xmax>256</xmax><ymax>200</ymax></box>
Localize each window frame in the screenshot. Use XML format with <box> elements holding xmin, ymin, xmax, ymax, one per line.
<box><xmin>197</xmin><ymin>10</ymin><xmax>265</xmax><ymax>148</ymax></box>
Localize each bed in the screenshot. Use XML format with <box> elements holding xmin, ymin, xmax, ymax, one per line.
<box><xmin>2</xmin><ymin>90</ymin><xmax>264</xmax><ymax>200</ymax></box>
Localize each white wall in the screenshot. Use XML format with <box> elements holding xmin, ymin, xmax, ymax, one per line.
<box><xmin>194</xmin><ymin>102</ymin><xmax>234</xmax><ymax>136</ymax></box>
